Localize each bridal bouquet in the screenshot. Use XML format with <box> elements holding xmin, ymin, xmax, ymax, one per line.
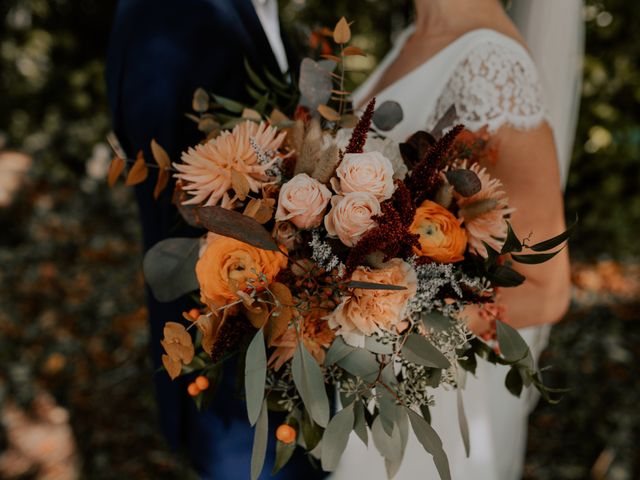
<box><xmin>108</xmin><ymin>18</ymin><xmax>569</xmax><ymax>480</ymax></box>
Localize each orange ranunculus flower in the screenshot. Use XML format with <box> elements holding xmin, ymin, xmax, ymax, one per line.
<box><xmin>195</xmin><ymin>234</ymin><xmax>287</xmax><ymax>308</ymax></box>
<box><xmin>410</xmin><ymin>200</ymin><xmax>468</xmax><ymax>263</ymax></box>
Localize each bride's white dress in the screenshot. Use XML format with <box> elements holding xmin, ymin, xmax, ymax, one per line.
<box><xmin>331</xmin><ymin>28</ymin><xmax>560</xmax><ymax>480</ymax></box>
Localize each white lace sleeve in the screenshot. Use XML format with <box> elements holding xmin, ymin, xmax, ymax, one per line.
<box><xmin>430</xmin><ymin>41</ymin><xmax>548</xmax><ymax>133</ymax></box>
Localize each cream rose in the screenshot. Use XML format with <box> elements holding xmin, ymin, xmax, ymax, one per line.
<box><xmin>324</xmin><ymin>192</ymin><xmax>381</xmax><ymax>247</ymax></box>
<box><xmin>275</xmin><ymin>173</ymin><xmax>332</xmax><ymax>229</ymax></box>
<box><xmin>331</xmin><ymin>151</ymin><xmax>395</xmax><ymax>201</ymax></box>
<box><xmin>326</xmin><ymin>259</ymin><xmax>417</xmax><ymax>347</ymax></box>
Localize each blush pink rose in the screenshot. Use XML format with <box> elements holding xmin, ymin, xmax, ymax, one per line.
<box><xmin>275</xmin><ymin>173</ymin><xmax>332</xmax><ymax>229</ymax></box>
<box><xmin>324</xmin><ymin>192</ymin><xmax>381</xmax><ymax>247</ymax></box>
<box><xmin>326</xmin><ymin>259</ymin><xmax>417</xmax><ymax>346</ymax></box>
<box><xmin>331</xmin><ymin>151</ymin><xmax>395</xmax><ymax>201</ymax></box>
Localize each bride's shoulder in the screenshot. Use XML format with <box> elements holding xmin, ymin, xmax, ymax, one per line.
<box><xmin>436</xmin><ymin>29</ymin><xmax>547</xmax><ymax>133</ymax></box>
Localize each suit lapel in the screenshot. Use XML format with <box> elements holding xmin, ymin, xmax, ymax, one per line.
<box><xmin>232</xmin><ymin>0</ymin><xmax>282</xmax><ymax>77</ymax></box>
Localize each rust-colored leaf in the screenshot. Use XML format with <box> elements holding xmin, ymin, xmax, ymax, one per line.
<box><xmin>195</xmin><ymin>313</ymin><xmax>221</xmax><ymax>356</ymax></box>
<box><xmin>333</xmin><ymin>17</ymin><xmax>351</xmax><ymax>44</ymax></box>
<box><xmin>245</xmin><ymin>301</ymin><xmax>271</xmax><ymax>329</ymax></box>
<box><xmin>317</xmin><ymin>104</ymin><xmax>341</xmax><ymax>122</ymax></box>
<box><xmin>107</xmin><ymin>156</ymin><xmax>125</xmax><ymax>187</ymax></box>
<box><xmin>231</xmin><ymin>169</ymin><xmax>250</xmax><ymax>201</ymax></box>
<box><xmin>321</xmin><ymin>54</ymin><xmax>342</xmax><ymax>63</ymax></box>
<box><xmin>125</xmin><ymin>151</ymin><xmax>148</xmax><ymax>186</ymax></box>
<box><xmin>343</xmin><ymin>46</ymin><xmax>366</xmax><ymax>56</ymax></box>
<box><xmin>242</xmin><ymin>108</ymin><xmax>262</xmax><ymax>121</ymax></box>
<box><xmin>195</xmin><ymin>205</ymin><xmax>281</xmax><ymax>252</ymax></box>
<box><xmin>267</xmin><ymin>282</ymin><xmax>294</xmax><ymax>344</ymax></box>
<box><xmin>150</xmin><ymin>138</ymin><xmax>171</xmax><ymax>169</ymax></box>
<box><xmin>154</xmin><ymin>168</ymin><xmax>170</xmax><ymax>199</ymax></box>
<box><xmin>339</xmin><ymin>114</ymin><xmax>359</xmax><ymax>128</ymax></box>
<box><xmin>162</xmin><ymin>354</ymin><xmax>182</xmax><ymax>380</ymax></box>
<box><xmin>161</xmin><ymin>322</ymin><xmax>195</xmax><ymax>364</ymax></box>
<box><xmin>269</xmin><ymin>108</ymin><xmax>289</xmax><ymax>125</ymax></box>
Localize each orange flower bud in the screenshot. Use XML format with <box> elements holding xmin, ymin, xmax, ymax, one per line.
<box><xmin>187</xmin><ymin>382</ymin><xmax>200</xmax><ymax>397</ymax></box>
<box><xmin>275</xmin><ymin>424</ymin><xmax>297</xmax><ymax>445</ymax></box>
<box><xmin>195</xmin><ymin>375</ymin><xmax>210</xmax><ymax>391</ymax></box>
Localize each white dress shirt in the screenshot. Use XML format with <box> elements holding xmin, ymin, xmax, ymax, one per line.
<box><xmin>251</xmin><ymin>0</ymin><xmax>289</xmax><ymax>74</ymax></box>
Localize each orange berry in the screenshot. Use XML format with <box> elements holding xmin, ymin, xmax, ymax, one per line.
<box><xmin>188</xmin><ymin>308</ymin><xmax>200</xmax><ymax>320</ymax></box>
<box><xmin>195</xmin><ymin>375</ymin><xmax>209</xmax><ymax>391</ymax></box>
<box><xmin>187</xmin><ymin>382</ymin><xmax>200</xmax><ymax>397</ymax></box>
<box><xmin>275</xmin><ymin>424</ymin><xmax>296</xmax><ymax>444</ymax></box>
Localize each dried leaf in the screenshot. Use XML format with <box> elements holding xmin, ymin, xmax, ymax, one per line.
<box><xmin>243</xmin><ymin>198</ymin><xmax>262</xmax><ymax>219</ymax></box>
<box><xmin>195</xmin><ymin>206</ymin><xmax>281</xmax><ymax>251</ymax></box>
<box><xmin>321</xmin><ymin>54</ymin><xmax>342</xmax><ymax>63</ymax></box>
<box><xmin>198</xmin><ymin>115</ymin><xmax>220</xmax><ymax>135</ymax></box>
<box><xmin>343</xmin><ymin>46</ymin><xmax>366</xmax><ymax>56</ymax></box>
<box><xmin>154</xmin><ymin>168</ymin><xmax>170</xmax><ymax>199</ymax></box>
<box><xmin>339</xmin><ymin>114</ymin><xmax>359</xmax><ymax>128</ymax></box>
<box><xmin>195</xmin><ymin>314</ymin><xmax>221</xmax><ymax>356</ymax></box>
<box><xmin>333</xmin><ymin>17</ymin><xmax>351</xmax><ymax>44</ymax></box>
<box><xmin>317</xmin><ymin>104</ymin><xmax>341</xmax><ymax>122</ymax></box>
<box><xmin>192</xmin><ymin>87</ymin><xmax>210</xmax><ymax>113</ymax></box>
<box><xmin>162</xmin><ymin>354</ymin><xmax>182</xmax><ymax>380</ymax></box>
<box><xmin>161</xmin><ymin>322</ymin><xmax>195</xmax><ymax>364</ymax></box>
<box><xmin>231</xmin><ymin>170</ymin><xmax>251</xmax><ymax>200</ymax></box>
<box><xmin>107</xmin><ymin>156</ymin><xmax>125</xmax><ymax>187</ymax></box>
<box><xmin>269</xmin><ymin>109</ymin><xmax>289</xmax><ymax>125</ymax></box>
<box><xmin>125</xmin><ymin>151</ymin><xmax>148</xmax><ymax>186</ymax></box>
<box><xmin>150</xmin><ymin>139</ymin><xmax>171</xmax><ymax>169</ymax></box>
<box><xmin>254</xmin><ymin>199</ymin><xmax>275</xmax><ymax>224</ymax></box>
<box><xmin>268</xmin><ymin>282</ymin><xmax>294</xmax><ymax>344</ymax></box>
<box><xmin>245</xmin><ymin>302</ymin><xmax>271</xmax><ymax>329</ymax></box>
<box><xmin>242</xmin><ymin>108</ymin><xmax>262</xmax><ymax>121</ymax></box>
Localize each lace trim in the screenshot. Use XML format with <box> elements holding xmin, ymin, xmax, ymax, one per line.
<box><xmin>428</xmin><ymin>40</ymin><xmax>548</xmax><ymax>133</ymax></box>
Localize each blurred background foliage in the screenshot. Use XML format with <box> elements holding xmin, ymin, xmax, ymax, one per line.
<box><xmin>0</xmin><ymin>0</ymin><xmax>638</xmax><ymax>478</ymax></box>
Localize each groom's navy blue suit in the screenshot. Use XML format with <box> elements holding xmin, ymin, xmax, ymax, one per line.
<box><xmin>106</xmin><ymin>1</ymin><xmax>325</xmax><ymax>478</ymax></box>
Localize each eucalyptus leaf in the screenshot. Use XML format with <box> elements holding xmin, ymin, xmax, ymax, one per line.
<box><xmin>245</xmin><ymin>328</ymin><xmax>267</xmax><ymax>425</ymax></box>
<box><xmin>142</xmin><ymin>238</ymin><xmax>200</xmax><ymax>302</ymax></box>
<box><xmin>377</xmin><ymin>387</ymin><xmax>399</xmax><ymax>436</ymax></box>
<box><xmin>337</xmin><ymin>348</ymin><xmax>380</xmax><ymax>383</ymax></box>
<box><xmin>324</xmin><ymin>336</ymin><xmax>355</xmax><ymax>366</ymax></box>
<box><xmin>445</xmin><ymin>169</ymin><xmax>481</xmax><ymax>197</ymax></box>
<box><xmin>195</xmin><ymin>206</ymin><xmax>281</xmax><ymax>252</ymax></box>
<box><xmin>250</xmin><ymin>400</ymin><xmax>268</xmax><ymax>480</ymax></box>
<box><xmin>271</xmin><ymin>440</ymin><xmax>296</xmax><ymax>475</ymax></box>
<box><xmin>407</xmin><ymin>408</ymin><xmax>451</xmax><ymax>480</ymax></box>
<box><xmin>192</xmin><ymin>87</ymin><xmax>209</xmax><ymax>113</ymax></box>
<box><xmin>401</xmin><ymin>334</ymin><xmax>451</xmax><ymax>369</ymax></box>
<box><xmin>372</xmin><ymin>100</ymin><xmax>404</xmax><ymax>131</ymax></box>
<box><xmin>496</xmin><ymin>320</ymin><xmax>530</xmax><ymax>363</ymax></box>
<box><xmin>321</xmin><ymin>402</ymin><xmax>355</xmax><ymax>471</ymax></box>
<box><xmin>353</xmin><ymin>401</ymin><xmax>368</xmax><ymax>446</ymax></box>
<box><xmin>456</xmin><ymin>389</ymin><xmax>470</xmax><ymax>457</ymax></box>
<box><xmin>292</xmin><ymin>341</ymin><xmax>330</xmax><ymax>427</ymax></box>
<box><xmin>301</xmin><ymin>409</ymin><xmax>324</xmax><ymax>451</ymax></box>
<box><xmin>371</xmin><ymin>417</ymin><xmax>402</xmax><ymax>464</ymax></box>
<box><xmin>299</xmin><ymin>58</ymin><xmax>333</xmax><ymax>110</ymax></box>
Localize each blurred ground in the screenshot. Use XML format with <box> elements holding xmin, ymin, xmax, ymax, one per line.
<box><xmin>0</xmin><ymin>154</ymin><xmax>638</xmax><ymax>479</ymax></box>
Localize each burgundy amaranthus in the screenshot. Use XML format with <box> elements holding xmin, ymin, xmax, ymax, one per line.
<box><xmin>406</xmin><ymin>124</ymin><xmax>464</xmax><ymax>206</ymax></box>
<box><xmin>344</xmin><ymin>97</ymin><xmax>376</xmax><ymax>154</ymax></box>
<box><xmin>345</xmin><ymin>202</ymin><xmax>420</xmax><ymax>274</ymax></box>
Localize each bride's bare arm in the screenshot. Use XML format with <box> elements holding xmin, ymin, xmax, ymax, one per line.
<box><xmin>472</xmin><ymin>123</ymin><xmax>571</xmax><ymax>331</ymax></box>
